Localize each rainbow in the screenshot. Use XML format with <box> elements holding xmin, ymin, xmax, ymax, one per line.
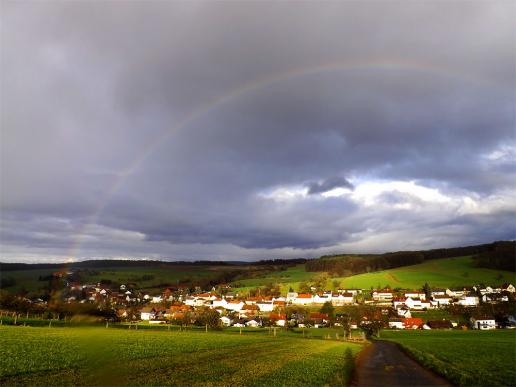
<box><xmin>65</xmin><ymin>59</ymin><xmax>503</xmax><ymax>261</ymax></box>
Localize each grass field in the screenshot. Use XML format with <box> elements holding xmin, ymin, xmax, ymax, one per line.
<box><xmin>233</xmin><ymin>256</ymin><xmax>515</xmax><ymax>293</ymax></box>
<box><xmin>331</xmin><ymin>256</ymin><xmax>515</xmax><ymax>289</ymax></box>
<box><xmin>232</xmin><ymin>264</ymin><xmax>318</xmax><ymax>293</ymax></box>
<box><xmin>381</xmin><ymin>330</ymin><xmax>516</xmax><ymax>387</ymax></box>
<box><xmin>1</xmin><ymin>264</ymin><xmax>238</xmax><ymax>296</ymax></box>
<box><xmin>0</xmin><ymin>326</ymin><xmax>362</xmax><ymax>386</ymax></box>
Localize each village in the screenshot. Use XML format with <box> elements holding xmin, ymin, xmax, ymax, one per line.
<box><xmin>23</xmin><ymin>269</ymin><xmax>513</xmax><ymax>332</ymax></box>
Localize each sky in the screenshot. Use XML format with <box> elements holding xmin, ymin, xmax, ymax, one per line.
<box><xmin>1</xmin><ymin>1</ymin><xmax>515</xmax><ymax>263</ymax></box>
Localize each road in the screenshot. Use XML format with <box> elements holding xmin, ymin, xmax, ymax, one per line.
<box><xmin>351</xmin><ymin>341</ymin><xmax>453</xmax><ymax>387</ymax></box>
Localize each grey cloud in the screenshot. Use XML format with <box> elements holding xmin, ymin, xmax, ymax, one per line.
<box><xmin>307</xmin><ymin>177</ymin><xmax>354</xmax><ymax>195</ymax></box>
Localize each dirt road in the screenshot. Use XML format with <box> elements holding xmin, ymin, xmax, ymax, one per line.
<box><xmin>351</xmin><ymin>341</ymin><xmax>453</xmax><ymax>387</ymax></box>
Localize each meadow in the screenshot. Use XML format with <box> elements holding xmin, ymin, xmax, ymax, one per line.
<box><xmin>1</xmin><ymin>264</ymin><xmax>240</xmax><ymax>296</ymax></box>
<box><xmin>0</xmin><ymin>326</ymin><xmax>362</xmax><ymax>386</ymax></box>
<box><xmin>381</xmin><ymin>329</ymin><xmax>516</xmax><ymax>387</ymax></box>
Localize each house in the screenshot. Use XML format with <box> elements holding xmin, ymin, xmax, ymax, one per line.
<box><xmin>212</xmin><ymin>298</ymin><xmax>228</xmax><ymax>308</ymax></box>
<box><xmin>332</xmin><ymin>292</ymin><xmax>354</xmax><ymax>306</ymax></box>
<box><xmin>246</xmin><ymin>319</ymin><xmax>261</xmax><ymax>327</ymax></box>
<box><xmin>396</xmin><ymin>306</ymin><xmax>411</xmax><ymax>318</ymax></box>
<box><xmin>293</xmin><ymin>294</ymin><xmax>313</xmax><ymax>305</ymax></box>
<box><xmin>286</xmin><ymin>292</ymin><xmax>298</xmax><ymax>302</ymax></box>
<box><xmin>433</xmin><ymin>294</ymin><xmax>452</xmax><ymax>307</ymax></box>
<box><xmin>446</xmin><ymin>288</ymin><xmax>466</xmax><ymax>297</ymax></box>
<box><xmin>457</xmin><ymin>294</ymin><xmax>479</xmax><ymax>307</ymax></box>
<box><xmin>309</xmin><ymin>312</ymin><xmax>329</xmax><ymax>327</ymax></box>
<box><xmin>388</xmin><ymin>318</ymin><xmax>404</xmax><ymax>329</ymax></box>
<box><xmin>501</xmin><ymin>283</ymin><xmax>515</xmax><ymax>293</ymax></box>
<box><xmin>219</xmin><ymin>316</ymin><xmax>232</xmax><ymax>327</ymax></box>
<box><xmin>372</xmin><ymin>290</ymin><xmax>393</xmax><ymax>302</ymax></box>
<box><xmin>404</xmin><ymin>291</ymin><xmax>426</xmax><ymax>300</ymax></box>
<box><xmin>470</xmin><ymin>317</ymin><xmax>496</xmax><ymax>330</ymax></box>
<box><xmin>270</xmin><ymin>313</ymin><xmax>287</xmax><ymax>326</ymax></box>
<box><xmin>239</xmin><ymin>304</ymin><xmax>259</xmax><ymax>317</ymax></box>
<box><xmin>256</xmin><ymin>301</ymin><xmax>273</xmax><ymax>312</ymax></box>
<box><xmin>140</xmin><ymin>307</ymin><xmax>156</xmax><ymax>321</ymax></box>
<box><xmin>405</xmin><ymin>297</ymin><xmax>425</xmax><ymax>310</ymax></box>
<box><xmin>402</xmin><ymin>318</ymin><xmax>423</xmax><ymax>329</ymax></box>
<box><xmin>225</xmin><ymin>300</ymin><xmax>245</xmax><ymax>311</ymax></box>
<box><xmin>313</xmin><ymin>293</ymin><xmax>332</xmax><ymax>304</ymax></box>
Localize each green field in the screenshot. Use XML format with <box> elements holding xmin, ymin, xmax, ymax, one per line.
<box><xmin>1</xmin><ymin>264</ymin><xmax>238</xmax><ymax>296</ymax></box>
<box><xmin>381</xmin><ymin>330</ymin><xmax>516</xmax><ymax>386</ymax></box>
<box><xmin>233</xmin><ymin>256</ymin><xmax>515</xmax><ymax>292</ymax></box>
<box><xmin>332</xmin><ymin>256</ymin><xmax>515</xmax><ymax>289</ymax></box>
<box><xmin>232</xmin><ymin>264</ymin><xmax>318</xmax><ymax>293</ymax></box>
<box><xmin>0</xmin><ymin>326</ymin><xmax>361</xmax><ymax>386</ymax></box>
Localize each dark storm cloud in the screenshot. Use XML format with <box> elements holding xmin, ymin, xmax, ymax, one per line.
<box><xmin>1</xmin><ymin>1</ymin><xmax>515</xmax><ymax>262</ymax></box>
<box><xmin>307</xmin><ymin>177</ymin><xmax>355</xmax><ymax>195</ymax></box>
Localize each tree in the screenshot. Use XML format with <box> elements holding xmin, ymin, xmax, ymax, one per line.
<box><xmin>320</xmin><ymin>301</ymin><xmax>335</xmax><ymax>319</ymax></box>
<box><xmin>422</xmin><ymin>282</ymin><xmax>431</xmax><ymax>300</ymax></box>
<box><xmin>298</xmin><ymin>282</ymin><xmax>310</xmax><ymax>293</ymax></box>
<box><xmin>196</xmin><ymin>307</ymin><xmax>221</xmax><ymax>329</ymax></box>
<box><xmin>332</xmin><ymin>280</ymin><xmax>341</xmax><ymax>290</ymax></box>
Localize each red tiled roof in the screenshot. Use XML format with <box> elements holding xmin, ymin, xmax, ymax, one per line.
<box><xmin>297</xmin><ymin>294</ymin><xmax>313</xmax><ymax>299</ymax></box>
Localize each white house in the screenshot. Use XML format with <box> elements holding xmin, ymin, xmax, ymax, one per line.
<box><xmin>388</xmin><ymin>318</ymin><xmax>405</xmax><ymax>329</ymax></box>
<box><xmin>256</xmin><ymin>301</ymin><xmax>274</xmax><ymax>312</ymax></box>
<box><xmin>292</xmin><ymin>294</ymin><xmax>313</xmax><ymax>305</ymax></box>
<box><xmin>446</xmin><ymin>288</ymin><xmax>466</xmax><ymax>297</ymax></box>
<box><xmin>219</xmin><ymin>316</ymin><xmax>232</xmax><ymax>327</ymax></box>
<box><xmin>286</xmin><ymin>292</ymin><xmax>298</xmax><ymax>302</ymax></box>
<box><xmin>457</xmin><ymin>295</ymin><xmax>479</xmax><ymax>307</ymax></box>
<box><xmin>313</xmin><ymin>294</ymin><xmax>332</xmax><ymax>304</ymax></box>
<box><xmin>140</xmin><ymin>307</ymin><xmax>155</xmax><ymax>321</ymax></box>
<box><xmin>372</xmin><ymin>290</ymin><xmax>393</xmax><ymax>302</ymax></box>
<box><xmin>404</xmin><ymin>291</ymin><xmax>426</xmax><ymax>300</ymax></box>
<box><xmin>225</xmin><ymin>300</ymin><xmax>245</xmax><ymax>311</ymax></box>
<box><xmin>502</xmin><ymin>283</ymin><xmax>515</xmax><ymax>293</ymax></box>
<box><xmin>212</xmin><ymin>298</ymin><xmax>228</xmax><ymax>308</ymax></box>
<box><xmin>332</xmin><ymin>292</ymin><xmax>354</xmax><ymax>306</ymax></box>
<box><xmin>397</xmin><ymin>307</ymin><xmax>412</xmax><ymax>318</ymax></box>
<box><xmin>471</xmin><ymin>317</ymin><xmax>496</xmax><ymax>330</ymax></box>
<box><xmin>246</xmin><ymin>319</ymin><xmax>261</xmax><ymax>327</ymax></box>
<box><xmin>433</xmin><ymin>294</ymin><xmax>452</xmax><ymax>307</ymax></box>
<box><xmin>151</xmin><ymin>296</ymin><xmax>163</xmax><ymax>303</ymax></box>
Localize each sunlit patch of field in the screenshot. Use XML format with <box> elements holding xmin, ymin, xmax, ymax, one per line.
<box><xmin>0</xmin><ymin>326</ymin><xmax>361</xmax><ymax>386</ymax></box>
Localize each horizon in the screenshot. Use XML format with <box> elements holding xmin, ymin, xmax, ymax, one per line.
<box><xmin>1</xmin><ymin>239</ymin><xmax>512</xmax><ymax>265</ymax></box>
<box><xmin>1</xmin><ymin>2</ymin><xmax>515</xmax><ymax>263</ymax></box>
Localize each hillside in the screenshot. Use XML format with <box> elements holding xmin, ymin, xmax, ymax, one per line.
<box><xmin>231</xmin><ymin>256</ymin><xmax>515</xmax><ymax>293</ymax></box>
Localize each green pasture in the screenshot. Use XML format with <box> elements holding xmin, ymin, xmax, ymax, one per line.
<box><xmin>381</xmin><ymin>329</ymin><xmax>516</xmax><ymax>386</ymax></box>
<box><xmin>332</xmin><ymin>256</ymin><xmax>515</xmax><ymax>289</ymax></box>
<box><xmin>0</xmin><ymin>326</ymin><xmax>361</xmax><ymax>386</ymax></box>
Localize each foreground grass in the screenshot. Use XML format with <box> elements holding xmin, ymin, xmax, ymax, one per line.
<box><xmin>381</xmin><ymin>330</ymin><xmax>516</xmax><ymax>387</ymax></box>
<box><xmin>0</xmin><ymin>326</ymin><xmax>361</xmax><ymax>386</ymax></box>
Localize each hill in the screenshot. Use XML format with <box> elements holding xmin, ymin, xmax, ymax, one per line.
<box><xmin>231</xmin><ymin>256</ymin><xmax>515</xmax><ymax>293</ymax></box>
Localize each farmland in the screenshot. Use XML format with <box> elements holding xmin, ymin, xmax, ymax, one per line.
<box><xmin>0</xmin><ymin>326</ymin><xmax>362</xmax><ymax>386</ymax></box>
<box><xmin>232</xmin><ymin>256</ymin><xmax>515</xmax><ymax>293</ymax></box>
<box><xmin>381</xmin><ymin>330</ymin><xmax>516</xmax><ymax>387</ymax></box>
<box><xmin>334</xmin><ymin>256</ymin><xmax>515</xmax><ymax>289</ymax></box>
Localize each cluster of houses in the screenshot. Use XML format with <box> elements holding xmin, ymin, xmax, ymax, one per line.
<box><xmin>51</xmin><ymin>274</ymin><xmax>516</xmax><ymax>330</ymax></box>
